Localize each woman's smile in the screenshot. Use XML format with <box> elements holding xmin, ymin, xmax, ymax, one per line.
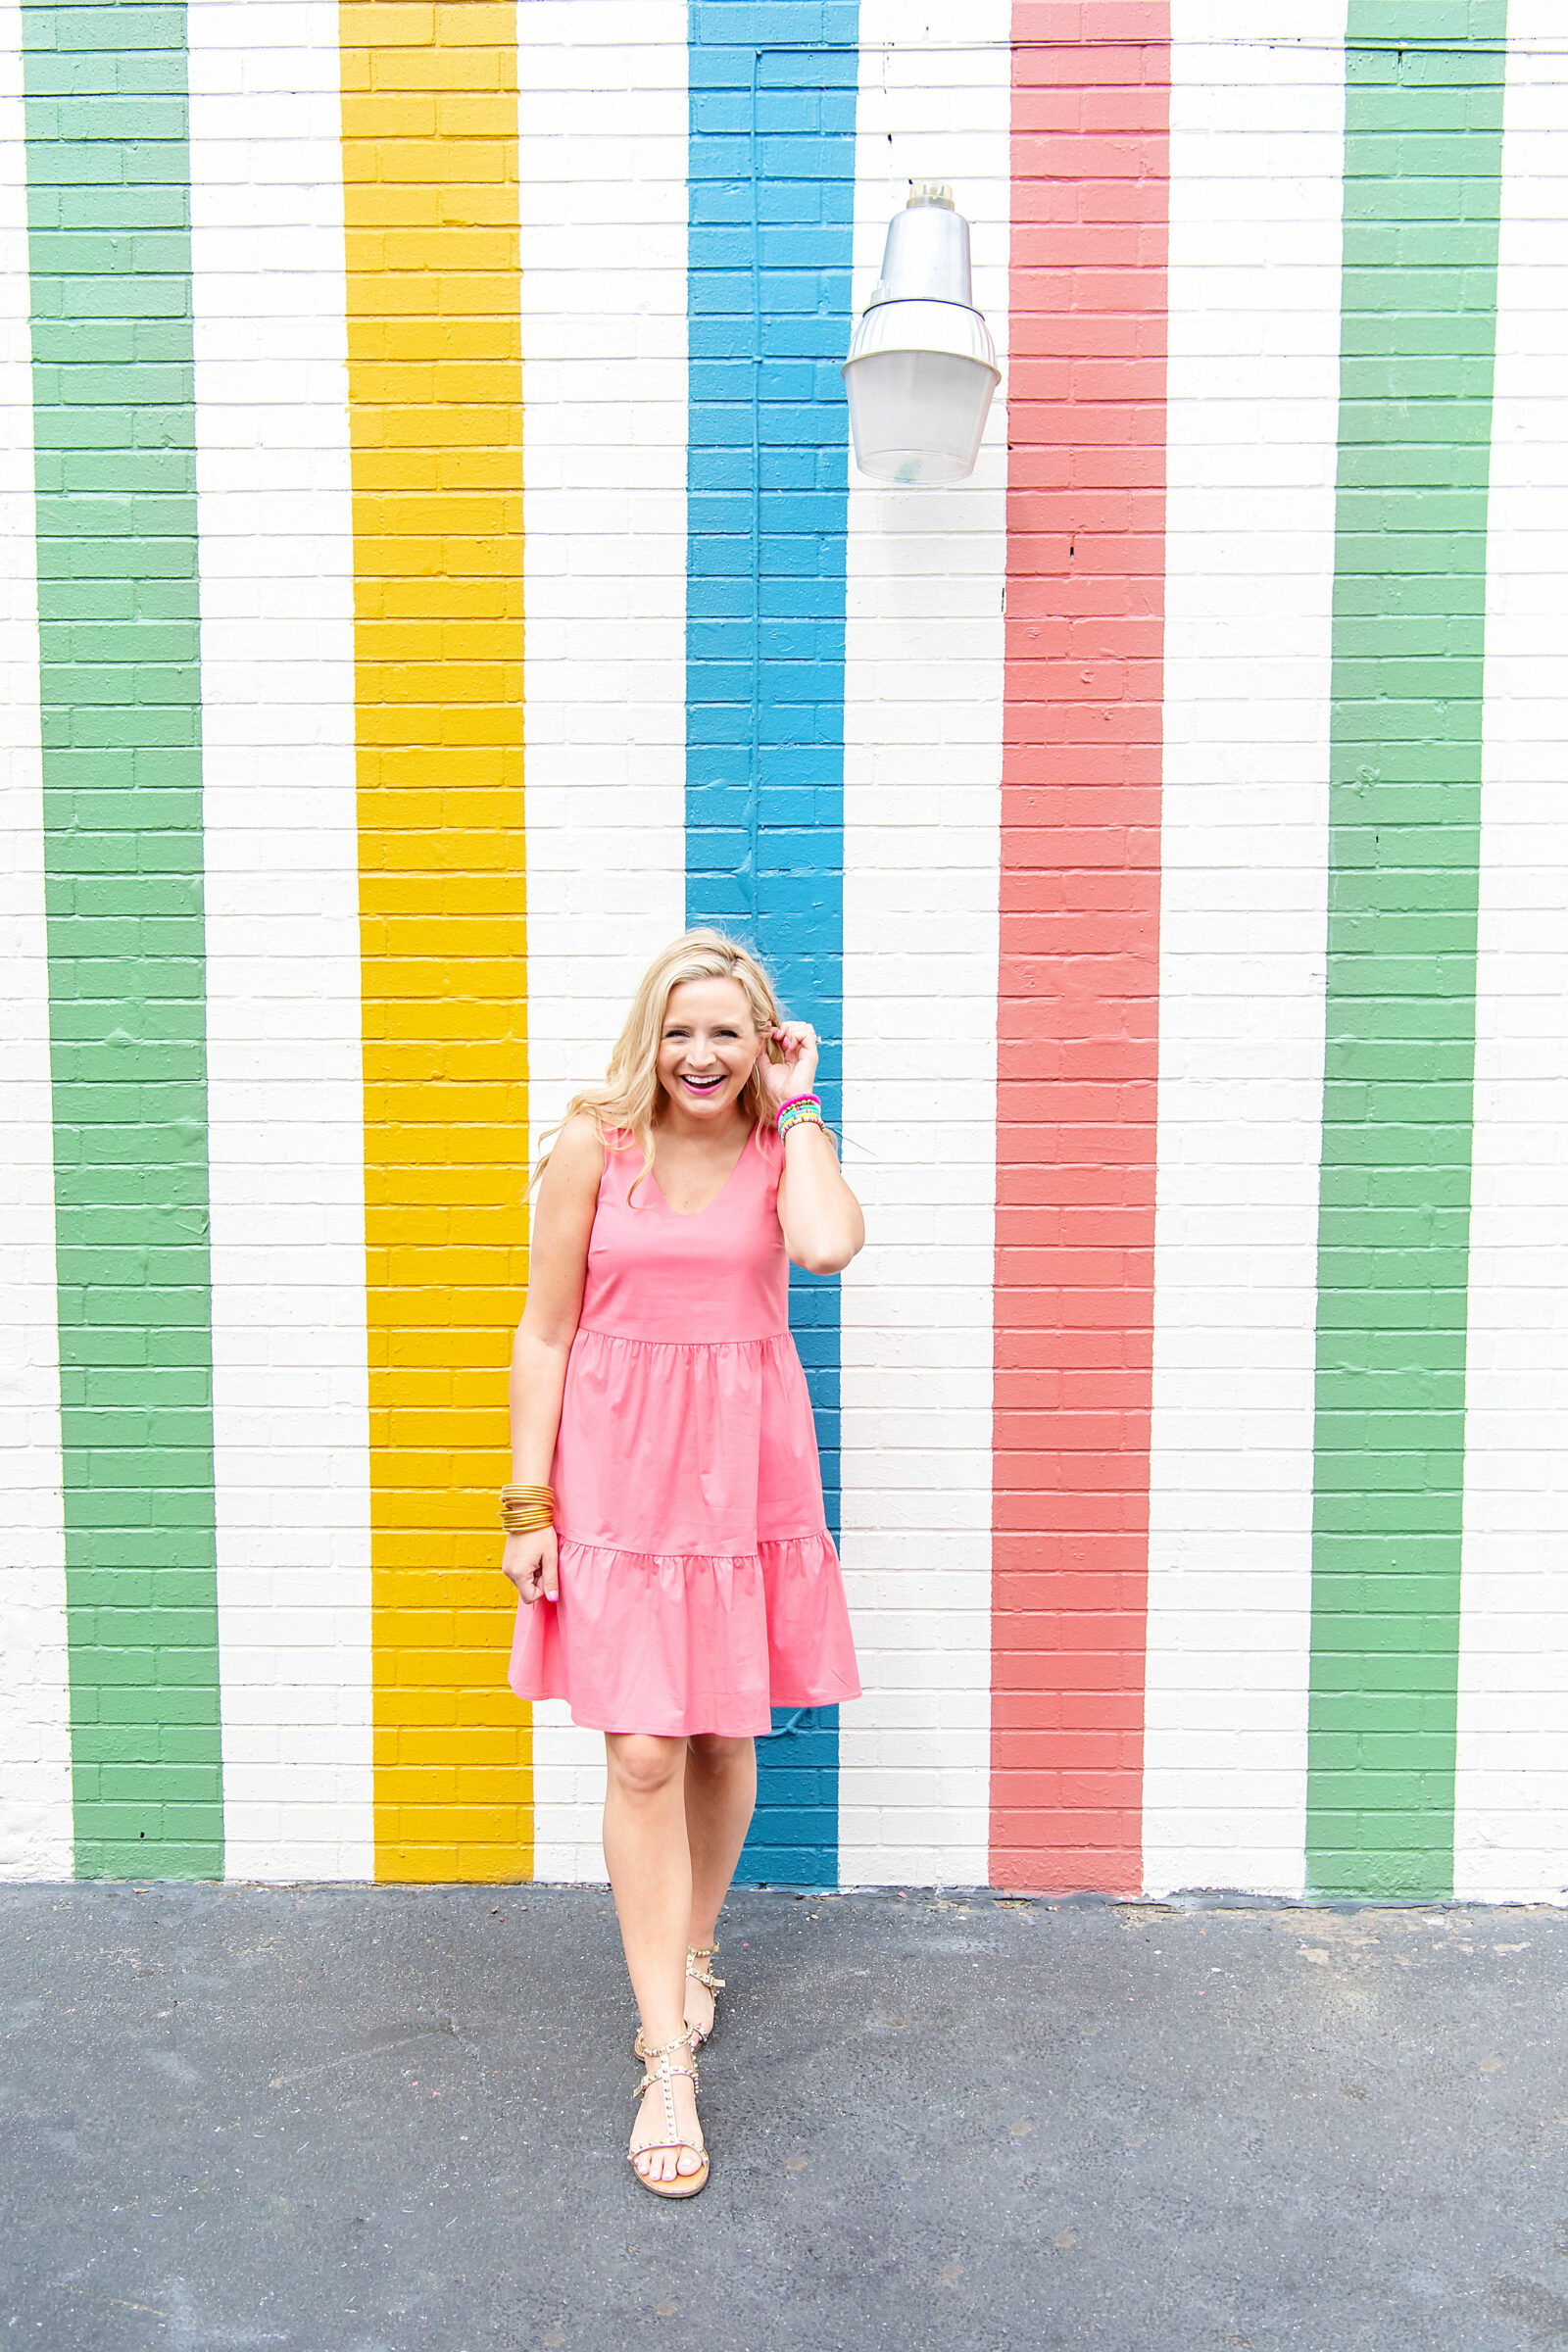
<box><xmin>656</xmin><ymin>976</ymin><xmax>764</xmax><ymax>1122</ymax></box>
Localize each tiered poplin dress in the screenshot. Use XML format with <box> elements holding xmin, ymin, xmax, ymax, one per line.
<box><xmin>507</xmin><ymin>1121</ymin><xmax>860</xmax><ymax>1738</ymax></box>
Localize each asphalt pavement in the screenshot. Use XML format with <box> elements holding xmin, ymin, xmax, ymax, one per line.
<box><xmin>4</xmin><ymin>1880</ymin><xmax>1567</xmax><ymax>2352</ymax></box>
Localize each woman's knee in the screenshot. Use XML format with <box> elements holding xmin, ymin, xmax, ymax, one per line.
<box><xmin>686</xmin><ymin>1732</ymin><xmax>754</xmax><ymax>1775</ymax></box>
<box><xmin>605</xmin><ymin>1732</ymin><xmax>686</xmax><ymax>1798</ymax></box>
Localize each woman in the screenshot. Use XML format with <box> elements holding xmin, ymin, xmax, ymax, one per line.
<box><xmin>502</xmin><ymin>931</ymin><xmax>863</xmax><ymax>2199</ymax></box>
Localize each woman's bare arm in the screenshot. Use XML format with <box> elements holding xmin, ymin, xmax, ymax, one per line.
<box><xmin>502</xmin><ymin>1114</ymin><xmax>602</xmax><ymax>1601</ymax></box>
<box><xmin>760</xmin><ymin>1022</ymin><xmax>864</xmax><ymax>1277</ymax></box>
<box><xmin>776</xmin><ymin>1121</ymin><xmax>864</xmax><ymax>1277</ymax></box>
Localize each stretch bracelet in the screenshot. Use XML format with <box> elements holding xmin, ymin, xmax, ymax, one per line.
<box><xmin>776</xmin><ymin>1092</ymin><xmax>825</xmax><ymax>1139</ymax></box>
<box><xmin>500</xmin><ymin>1481</ymin><xmax>555</xmax><ymax>1534</ymax></box>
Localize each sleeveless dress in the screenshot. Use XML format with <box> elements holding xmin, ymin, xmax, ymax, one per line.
<box><xmin>507</xmin><ymin>1120</ymin><xmax>860</xmax><ymax>1738</ymax></box>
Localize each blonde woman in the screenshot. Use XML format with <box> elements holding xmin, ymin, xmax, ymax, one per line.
<box><xmin>502</xmin><ymin>931</ymin><xmax>863</xmax><ymax>2199</ymax></box>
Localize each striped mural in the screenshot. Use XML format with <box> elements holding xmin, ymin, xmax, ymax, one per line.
<box><xmin>4</xmin><ymin>2</ymin><xmax>1568</xmax><ymax>1905</ymax></box>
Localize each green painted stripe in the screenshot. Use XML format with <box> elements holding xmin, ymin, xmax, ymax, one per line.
<box><xmin>23</xmin><ymin>1</ymin><xmax>221</xmax><ymax>1879</ymax></box>
<box><xmin>1307</xmin><ymin>2</ymin><xmax>1507</xmax><ymax>1901</ymax></box>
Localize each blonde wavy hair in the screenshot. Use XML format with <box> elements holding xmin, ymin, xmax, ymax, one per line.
<box><xmin>537</xmin><ymin>929</ymin><xmax>783</xmax><ymax>1197</ymax></box>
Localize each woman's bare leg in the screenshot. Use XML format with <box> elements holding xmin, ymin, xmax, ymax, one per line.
<box><xmin>603</xmin><ymin>1732</ymin><xmax>704</xmax><ymax>2185</ymax></box>
<box><xmin>682</xmin><ymin>1734</ymin><xmax>757</xmax><ymax>2037</ymax></box>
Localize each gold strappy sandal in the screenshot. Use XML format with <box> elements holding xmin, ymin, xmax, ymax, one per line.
<box><xmin>634</xmin><ymin>1945</ymin><xmax>726</xmax><ymax>2060</ymax></box>
<box><xmin>629</xmin><ymin>2029</ymin><xmax>710</xmax><ymax>2201</ymax></box>
<box><xmin>684</xmin><ymin>1944</ymin><xmax>725</xmax><ymax>2047</ymax></box>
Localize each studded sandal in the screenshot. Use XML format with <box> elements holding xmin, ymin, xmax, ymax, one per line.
<box><xmin>629</xmin><ymin>2029</ymin><xmax>710</xmax><ymax>2200</ymax></box>
<box><xmin>683</xmin><ymin>1945</ymin><xmax>725</xmax><ymax>2048</ymax></box>
<box><xmin>634</xmin><ymin>1946</ymin><xmax>726</xmax><ymax>2061</ymax></box>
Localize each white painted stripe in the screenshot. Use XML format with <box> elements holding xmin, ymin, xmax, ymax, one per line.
<box><xmin>1455</xmin><ymin>11</ymin><xmax>1568</xmax><ymax>1906</ymax></box>
<box><xmin>0</xmin><ymin>6</ymin><xmax>72</xmax><ymax>1882</ymax></box>
<box><xmin>189</xmin><ymin>0</ymin><xmax>372</xmax><ymax>1881</ymax></box>
<box><xmin>1143</xmin><ymin>4</ymin><xmax>1346</xmax><ymax>1899</ymax></box>
<box><xmin>837</xmin><ymin>5</ymin><xmax>1008</xmax><ymax>1889</ymax></box>
<box><xmin>517</xmin><ymin>2</ymin><xmax>689</xmax><ymax>1882</ymax></box>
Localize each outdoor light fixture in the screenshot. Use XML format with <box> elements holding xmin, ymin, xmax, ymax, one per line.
<box><xmin>841</xmin><ymin>182</ymin><xmax>999</xmax><ymax>487</ymax></box>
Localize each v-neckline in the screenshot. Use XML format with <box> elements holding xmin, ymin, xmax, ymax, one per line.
<box><xmin>648</xmin><ymin>1127</ymin><xmax>755</xmax><ymax>1219</ymax></box>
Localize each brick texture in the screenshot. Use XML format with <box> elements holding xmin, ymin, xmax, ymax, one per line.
<box><xmin>340</xmin><ymin>1</ymin><xmax>531</xmax><ymax>1883</ymax></box>
<box><xmin>686</xmin><ymin>1</ymin><xmax>859</xmax><ymax>1886</ymax></box>
<box><xmin>6</xmin><ymin>6</ymin><xmax>1568</xmax><ymax>1905</ymax></box>
<box><xmin>23</xmin><ymin>0</ymin><xmax>224</xmax><ymax>1880</ymax></box>
<box><xmin>993</xmin><ymin>1</ymin><xmax>1169</xmax><ymax>1895</ymax></box>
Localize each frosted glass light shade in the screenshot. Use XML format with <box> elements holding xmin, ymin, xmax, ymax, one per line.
<box><xmin>842</xmin><ymin>188</ymin><xmax>999</xmax><ymax>487</ymax></box>
<box><xmin>844</xmin><ymin>340</ymin><xmax>999</xmax><ymax>487</ymax></box>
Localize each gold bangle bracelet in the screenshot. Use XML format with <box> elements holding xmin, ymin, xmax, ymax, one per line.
<box><xmin>500</xmin><ymin>1481</ymin><xmax>555</xmax><ymax>1535</ymax></box>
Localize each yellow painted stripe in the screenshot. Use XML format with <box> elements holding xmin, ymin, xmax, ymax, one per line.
<box><xmin>339</xmin><ymin>1</ymin><xmax>529</xmax><ymax>1882</ymax></box>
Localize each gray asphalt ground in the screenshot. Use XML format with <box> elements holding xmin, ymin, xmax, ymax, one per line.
<box><xmin>4</xmin><ymin>1883</ymin><xmax>1568</xmax><ymax>2352</ymax></box>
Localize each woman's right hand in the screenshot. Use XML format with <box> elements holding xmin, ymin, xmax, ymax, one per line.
<box><xmin>502</xmin><ymin>1526</ymin><xmax>559</xmax><ymax>1605</ymax></box>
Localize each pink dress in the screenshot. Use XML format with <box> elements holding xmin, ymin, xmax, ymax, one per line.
<box><xmin>507</xmin><ymin>1121</ymin><xmax>860</xmax><ymax>1738</ymax></box>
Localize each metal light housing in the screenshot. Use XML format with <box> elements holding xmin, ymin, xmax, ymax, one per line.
<box><xmin>842</xmin><ymin>182</ymin><xmax>999</xmax><ymax>488</ymax></box>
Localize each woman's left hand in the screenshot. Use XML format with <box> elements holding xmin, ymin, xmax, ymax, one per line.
<box><xmin>758</xmin><ymin>1022</ymin><xmax>819</xmax><ymax>1113</ymax></box>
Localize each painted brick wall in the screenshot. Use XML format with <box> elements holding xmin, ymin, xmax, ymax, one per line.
<box><xmin>838</xmin><ymin>0</ymin><xmax>1009</xmax><ymax>1892</ymax></box>
<box><xmin>993</xmin><ymin>0</ymin><xmax>1169</xmax><ymax>1896</ymax></box>
<box><xmin>3</xmin><ymin>2</ymin><xmax>1568</xmax><ymax>1905</ymax></box>
<box><xmin>1306</xmin><ymin>5</ymin><xmax>1506</xmax><ymax>1900</ymax></box>
<box><xmin>23</xmin><ymin>0</ymin><xmax>224</xmax><ymax>1881</ymax></box>
<box><xmin>340</xmin><ymin>0</ymin><xmax>531</xmax><ymax>1886</ymax></box>
<box><xmin>1144</xmin><ymin>1</ymin><xmax>1347</xmax><ymax>1901</ymax></box>
<box><xmin>686</xmin><ymin>0</ymin><xmax>858</xmax><ymax>1887</ymax></box>
<box><xmin>189</xmin><ymin>0</ymin><xmax>371</xmax><ymax>1886</ymax></box>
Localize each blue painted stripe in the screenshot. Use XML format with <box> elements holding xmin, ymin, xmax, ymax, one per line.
<box><xmin>686</xmin><ymin>0</ymin><xmax>858</xmax><ymax>1887</ymax></box>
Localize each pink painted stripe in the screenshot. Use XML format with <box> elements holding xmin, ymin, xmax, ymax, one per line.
<box><xmin>992</xmin><ymin>0</ymin><xmax>1169</xmax><ymax>1894</ymax></box>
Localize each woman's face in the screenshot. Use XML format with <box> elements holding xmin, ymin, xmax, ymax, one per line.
<box><xmin>657</xmin><ymin>977</ymin><xmax>764</xmax><ymax>1124</ymax></box>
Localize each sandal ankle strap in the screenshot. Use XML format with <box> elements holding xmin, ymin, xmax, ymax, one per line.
<box><xmin>633</xmin><ymin>2027</ymin><xmax>700</xmax><ymax>2093</ymax></box>
<box><xmin>686</xmin><ymin>1945</ymin><xmax>725</xmax><ymax>1993</ymax></box>
<box><xmin>643</xmin><ymin>2028</ymin><xmax>699</xmax><ymax>2056</ymax></box>
<box><xmin>633</xmin><ymin>2057</ymin><xmax>700</xmax><ymax>2100</ymax></box>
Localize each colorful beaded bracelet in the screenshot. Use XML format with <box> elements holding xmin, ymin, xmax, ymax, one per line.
<box><xmin>776</xmin><ymin>1093</ymin><xmax>824</xmax><ymax>1139</ymax></box>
